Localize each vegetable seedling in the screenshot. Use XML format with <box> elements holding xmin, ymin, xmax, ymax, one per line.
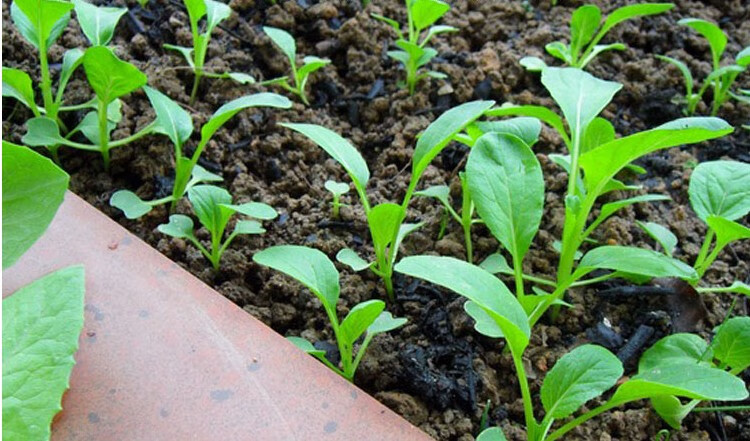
<box><xmin>253</xmin><ymin>245</ymin><xmax>407</xmax><ymax>381</ymax></box>
<box><xmin>657</xmin><ymin>19</ymin><xmax>750</xmax><ymax>116</ymax></box>
<box><xmin>521</xmin><ymin>3</ymin><xmax>674</xmax><ymax>71</ymax></box>
<box><xmin>262</xmin><ymin>26</ymin><xmax>331</xmax><ymax>105</ymax></box>
<box><xmin>372</xmin><ymin>0</ymin><xmax>457</xmax><ymax>94</ymax></box>
<box><xmin>165</xmin><ymin>0</ymin><xmax>254</xmax><ymax>104</ymax></box>
<box><xmin>110</xmin><ymin>90</ymin><xmax>292</xmax><ymax>218</ymax></box>
<box><xmin>395</xmin><ymin>255</ymin><xmax>749</xmax><ymax>441</ymax></box>
<box><xmin>158</xmin><ymin>184</ymin><xmax>277</xmax><ymax>270</ymax></box>
<box><xmin>325</xmin><ymin>180</ymin><xmax>350</xmax><ymax>219</ymax></box>
<box><xmin>281</xmin><ymin>100</ymin><xmax>495</xmax><ymax>301</ymax></box>
<box><xmin>21</xmin><ymin>46</ymin><xmax>152</xmax><ymax>170</ymax></box>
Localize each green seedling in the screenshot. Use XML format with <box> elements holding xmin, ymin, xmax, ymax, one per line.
<box><xmin>165</xmin><ymin>0</ymin><xmax>254</xmax><ymax>104</ymax></box>
<box><xmin>372</xmin><ymin>0</ymin><xmax>457</xmax><ymax>94</ymax></box>
<box><xmin>21</xmin><ymin>46</ymin><xmax>152</xmax><ymax>170</ymax></box>
<box><xmin>395</xmin><ymin>255</ymin><xmax>749</xmax><ymax>441</ymax></box>
<box><xmin>281</xmin><ymin>100</ymin><xmax>495</xmax><ymax>300</ymax></box>
<box><xmin>521</xmin><ymin>3</ymin><xmax>673</xmax><ymax>71</ymax></box>
<box><xmin>263</xmin><ymin>26</ymin><xmax>330</xmax><ymax>105</ymax></box>
<box><xmin>253</xmin><ymin>245</ymin><xmax>407</xmax><ymax>381</ymax></box>
<box><xmin>158</xmin><ymin>184</ymin><xmax>277</xmax><ymax>270</ymax></box>
<box><xmin>325</xmin><ymin>180</ymin><xmax>350</xmax><ymax>219</ymax></box>
<box><xmin>110</xmin><ymin>91</ymin><xmax>292</xmax><ymax>218</ymax></box>
<box><xmin>657</xmin><ymin>19</ymin><xmax>750</xmax><ymax>116</ymax></box>
<box><xmin>466</xmin><ymin>67</ymin><xmax>731</xmax><ymax>320</ymax></box>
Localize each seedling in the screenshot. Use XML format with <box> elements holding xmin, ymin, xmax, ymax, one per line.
<box><xmin>372</xmin><ymin>0</ymin><xmax>457</xmax><ymax>94</ymax></box>
<box><xmin>395</xmin><ymin>255</ymin><xmax>749</xmax><ymax>441</ymax></box>
<box><xmin>281</xmin><ymin>100</ymin><xmax>495</xmax><ymax>300</ymax></box>
<box><xmin>521</xmin><ymin>3</ymin><xmax>673</xmax><ymax>71</ymax></box>
<box><xmin>157</xmin><ymin>185</ymin><xmax>276</xmax><ymax>270</ymax></box>
<box><xmin>470</xmin><ymin>67</ymin><xmax>731</xmax><ymax>321</ymax></box>
<box><xmin>20</xmin><ymin>47</ymin><xmax>153</xmax><ymax>170</ymax></box>
<box><xmin>325</xmin><ymin>180</ymin><xmax>350</xmax><ymax>219</ymax></box>
<box><xmin>657</xmin><ymin>19</ymin><xmax>750</xmax><ymax>116</ymax></box>
<box><xmin>165</xmin><ymin>0</ymin><xmax>254</xmax><ymax>104</ymax></box>
<box><xmin>253</xmin><ymin>245</ymin><xmax>407</xmax><ymax>381</ymax></box>
<box><xmin>110</xmin><ymin>91</ymin><xmax>292</xmax><ymax>218</ymax></box>
<box><xmin>263</xmin><ymin>26</ymin><xmax>330</xmax><ymax>105</ymax></box>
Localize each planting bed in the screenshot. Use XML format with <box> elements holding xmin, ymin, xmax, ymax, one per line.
<box><xmin>3</xmin><ymin>0</ymin><xmax>749</xmax><ymax>440</ymax></box>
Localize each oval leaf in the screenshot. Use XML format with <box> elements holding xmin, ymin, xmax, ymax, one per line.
<box><xmin>689</xmin><ymin>160</ymin><xmax>750</xmax><ymax>222</ymax></box>
<box><xmin>575</xmin><ymin>246</ymin><xmax>697</xmax><ymax>281</ymax></box>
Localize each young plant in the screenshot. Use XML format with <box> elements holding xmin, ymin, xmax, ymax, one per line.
<box><xmin>657</xmin><ymin>19</ymin><xmax>750</xmax><ymax>116</ymax></box>
<box><xmin>262</xmin><ymin>26</ymin><xmax>330</xmax><ymax>105</ymax></box>
<box><xmin>521</xmin><ymin>3</ymin><xmax>673</xmax><ymax>71</ymax></box>
<box><xmin>325</xmin><ymin>180</ymin><xmax>350</xmax><ymax>219</ymax></box>
<box><xmin>281</xmin><ymin>100</ymin><xmax>495</xmax><ymax>300</ymax></box>
<box><xmin>253</xmin><ymin>245</ymin><xmax>407</xmax><ymax>381</ymax></box>
<box><xmin>165</xmin><ymin>0</ymin><xmax>254</xmax><ymax>104</ymax></box>
<box><xmin>471</xmin><ymin>67</ymin><xmax>732</xmax><ymax>321</ymax></box>
<box><xmin>395</xmin><ymin>255</ymin><xmax>749</xmax><ymax>441</ymax></box>
<box><xmin>157</xmin><ymin>184</ymin><xmax>277</xmax><ymax>270</ymax></box>
<box><xmin>372</xmin><ymin>0</ymin><xmax>457</xmax><ymax>94</ymax></box>
<box><xmin>110</xmin><ymin>90</ymin><xmax>292</xmax><ymax>218</ymax></box>
<box><xmin>21</xmin><ymin>47</ymin><xmax>152</xmax><ymax>170</ymax></box>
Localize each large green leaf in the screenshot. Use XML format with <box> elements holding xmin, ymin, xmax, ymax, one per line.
<box><xmin>263</xmin><ymin>26</ymin><xmax>296</xmax><ymax>66</ymax></box>
<box><xmin>109</xmin><ymin>190</ymin><xmax>152</xmax><ymax>219</ymax></box>
<box><xmin>411</xmin><ymin>0</ymin><xmax>450</xmax><ymax>31</ymax></box>
<box><xmin>83</xmin><ymin>46</ymin><xmax>147</xmax><ymax>104</ymax></box>
<box><xmin>688</xmin><ymin>160</ymin><xmax>750</xmax><ymax>222</ymax></box>
<box><xmin>367</xmin><ymin>203</ymin><xmax>405</xmax><ymax>259</ymax></box>
<box><xmin>2</xmin><ymin>67</ymin><xmax>38</xmax><ymax>114</ymax></box>
<box><xmin>201</xmin><ymin>93</ymin><xmax>291</xmax><ymax>146</ymax></box>
<box><xmin>466</xmin><ymin>133</ymin><xmax>544</xmax><ymax>261</ymax></box>
<box><xmin>187</xmin><ymin>185</ymin><xmax>233</xmax><ymax>236</ymax></box>
<box><xmin>253</xmin><ymin>245</ymin><xmax>340</xmax><ymax>310</ymax></box>
<box><xmin>183</xmin><ymin>0</ymin><xmax>206</xmax><ymax>30</ymax></box>
<box><xmin>599</xmin><ymin>4</ymin><xmax>674</xmax><ymax>38</ymax></box>
<box><xmin>11</xmin><ymin>0</ymin><xmax>73</xmax><ymax>50</ymax></box>
<box><xmin>476</xmin><ymin>427</ymin><xmax>508</xmax><ymax>441</ymax></box>
<box><xmin>21</xmin><ymin>117</ymin><xmax>67</xmax><ymax>147</ymax></box>
<box><xmin>472</xmin><ymin>117</ymin><xmax>542</xmax><ymax>147</ymax></box>
<box><xmin>638</xmin><ymin>333</ymin><xmax>713</xmax><ymax>372</ymax></box>
<box><xmin>636</xmin><ymin>221</ymin><xmax>678</xmax><ymax>257</ymax></box>
<box><xmin>574</xmin><ymin>246</ymin><xmax>697</xmax><ymax>282</ymax></box>
<box><xmin>2</xmin><ymin>142</ymin><xmax>69</xmax><ymax>269</ymax></box>
<box><xmin>143</xmin><ymin>86</ymin><xmax>193</xmax><ymax>148</ymax></box>
<box><xmin>569</xmin><ymin>5</ymin><xmax>601</xmax><ymax>59</ymax></box>
<box><xmin>367</xmin><ymin>311</ymin><xmax>407</xmax><ymax>336</ymax></box>
<box><xmin>707</xmin><ymin>216</ymin><xmax>750</xmax><ymax>249</ymax></box>
<box><xmin>485</xmin><ymin>105</ymin><xmax>571</xmax><ymax>146</ymax></box>
<box><xmin>679</xmin><ymin>18</ymin><xmax>726</xmax><ymax>68</ymax></box>
<box><xmin>541</xmin><ymin>345</ymin><xmax>623</xmax><ymax>419</ymax></box>
<box><xmin>712</xmin><ymin>316</ymin><xmax>750</xmax><ymax>372</ymax></box>
<box><xmin>72</xmin><ymin>0</ymin><xmax>126</xmax><ymax>46</ymax></box>
<box><xmin>3</xmin><ymin>265</ymin><xmax>85</xmax><ymax>440</ymax></box>
<box><xmin>587</xmin><ymin>194</ymin><xmax>671</xmax><ymax>234</ymax></box>
<box><xmin>339</xmin><ymin>300</ymin><xmax>385</xmax><ymax>346</ymax></box>
<box><xmin>157</xmin><ymin>214</ymin><xmax>196</xmax><ymax>239</ymax></box>
<box><xmin>204</xmin><ymin>0</ymin><xmax>231</xmax><ymax>34</ymax></box>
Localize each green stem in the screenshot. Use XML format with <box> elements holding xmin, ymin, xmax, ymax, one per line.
<box><xmin>38</xmin><ymin>42</ymin><xmax>55</xmax><ymax>119</ymax></box>
<box><xmin>693</xmin><ymin>229</ymin><xmax>714</xmax><ymax>270</ymax></box>
<box><xmin>511</xmin><ymin>351</ymin><xmax>537</xmax><ymax>439</ymax></box>
<box><xmin>332</xmin><ymin>195</ymin><xmax>340</xmax><ymax>219</ymax></box>
<box><xmin>108</xmin><ymin>121</ymin><xmax>158</xmax><ymax>148</ymax></box>
<box><xmin>546</xmin><ymin>401</ymin><xmax>620</xmax><ymax>441</ymax></box>
<box><xmin>97</xmin><ymin>99</ymin><xmax>111</xmax><ymax>170</ymax></box>
<box><xmin>692</xmin><ymin>404</ymin><xmax>750</xmax><ymax>413</ymax></box>
<box><xmin>189</xmin><ymin>71</ymin><xmax>202</xmax><ymax>106</ymax></box>
<box><xmin>513</xmin><ymin>253</ymin><xmax>526</xmax><ymax>301</ymax></box>
<box><xmin>460</xmin><ymin>174</ymin><xmax>474</xmax><ymax>263</ymax></box>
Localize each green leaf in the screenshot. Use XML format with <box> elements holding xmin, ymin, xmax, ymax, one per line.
<box><xmin>473</xmin><ymin>117</ymin><xmax>542</xmax><ymax>147</ymax></box>
<box><xmin>485</xmin><ymin>104</ymin><xmax>571</xmax><ymax>146</ymax></box>
<box><xmin>280</xmin><ymin>123</ymin><xmax>370</xmax><ymax>196</ymax></box>
<box><xmin>541</xmin><ymin>345</ymin><xmax>623</xmax><ymax>419</ymax></box>
<box><xmin>581</xmin><ymin>117</ymin><xmax>614</xmax><ymax>153</ymax></box>
<box><xmin>187</xmin><ymin>185</ymin><xmax>232</xmax><ymax>235</ymax></box>
<box><xmin>656</xmin><ymin>55</ymin><xmax>694</xmax><ymax>98</ymax></box>
<box><xmin>190</xmin><ymin>164</ymin><xmax>223</xmax><ymax>184</ymax></box>
<box><xmin>264</xmin><ymin>26</ymin><xmax>296</xmax><ymax>66</ymax></box>
<box><xmin>367</xmin><ymin>203</ymin><xmax>405</xmax><ymax>259</ymax></box>
<box><xmin>467</xmin><ymin>133</ymin><xmax>544</xmax><ymax>262</ymax></box>
<box><xmin>587</xmin><ymin>194</ymin><xmax>671</xmax><ymax>234</ymax></box>
<box><xmin>143</xmin><ymin>86</ymin><xmax>193</xmax><ymax>148</ymax></box>
<box><xmin>253</xmin><ymin>245</ymin><xmax>340</xmax><ymax>310</ymax></box>
<box><xmin>679</xmin><ymin>18</ymin><xmax>727</xmax><ymax>68</ymax></box>
<box><xmin>297</xmin><ymin>56</ymin><xmax>330</xmax><ymax>83</ymax></box>
<box><xmin>540</xmin><ymin>67</ymin><xmax>621</xmax><ymax>147</ymax></box>
<box><xmin>336</xmin><ymin>248</ymin><xmax>373</xmax><ymax>272</ymax></box>
<box><xmin>325</xmin><ymin>180</ymin><xmax>350</xmax><ymax>197</ymax></box>
<box><xmin>157</xmin><ymin>214</ymin><xmax>196</xmax><ymax>239</ymax></box>
<box><xmin>637</xmin><ymin>221</ymin><xmax>678</xmax><ymax>257</ymax></box>
<box><xmin>395</xmin><ymin>256</ymin><xmax>530</xmax><ymax>354</ymax></box>
<box><xmin>11</xmin><ymin>0</ymin><xmax>73</xmax><ymax>50</ymax></box>
<box><xmin>476</xmin><ymin>427</ymin><xmax>507</xmax><ymax>441</ymax></box>
<box><xmin>651</xmin><ymin>394</ymin><xmax>694</xmax><ymax>429</ymax></box>
<box><xmin>688</xmin><ymin>160</ymin><xmax>750</xmax><ymax>222</ymax></box>
<box><xmin>233</xmin><ymin>220</ymin><xmax>264</xmax><ymax>235</ymax></box>
<box><xmin>58</xmin><ymin>48</ymin><xmax>85</xmax><ymax>96</ymax></box>
<box><xmin>479</xmin><ymin>253</ymin><xmax>513</xmax><ymax>275</ymax></box>
<box><xmin>204</xmin><ymin>0</ymin><xmax>231</xmax><ymax>34</ymax></box>
<box><xmin>519</xmin><ymin>56</ymin><xmax>547</xmax><ymax>72</ymax></box>
<box><xmin>3</xmin><ymin>265</ymin><xmax>85</xmax><ymax>440</ymax></box>
<box><xmin>225</xmin><ymin>72</ymin><xmax>255</xmax><ymax>84</ymax></box>
<box><xmin>464</xmin><ymin>301</ymin><xmax>503</xmax><ymax>338</ymax></box>
<box><xmin>391</xmin><ymin>222</ymin><xmax>423</xmax><ymax>266</ymax></box>
<box><xmin>712</xmin><ymin>316</ymin><xmax>750</xmax><ymax>372</ymax></box>
<box><xmin>109</xmin><ymin>190</ymin><xmax>153</xmax><ymax>219</ymax></box>
<box><xmin>423</xmin><ymin>24</ymin><xmax>457</xmax><ymax>44</ymax></box>
<box><xmin>286</xmin><ymin>336</ymin><xmax>326</xmax><ymax>358</ymax></box>
<box><xmin>201</xmin><ymin>93</ymin><xmax>292</xmax><ymax>146</ymax></box>
<box><xmin>83</xmin><ymin>46</ymin><xmax>147</xmax><ymax>104</ymax></box>
<box><xmin>340</xmin><ymin>300</ymin><xmax>385</xmax><ymax>345</ymax></box>
<box><xmin>600</xmin><ymin>4</ymin><xmax>674</xmax><ymax>38</ymax></box>
<box><xmin>415</xmin><ymin>185</ymin><xmax>451</xmax><ymax>207</ymax></box>
<box><xmin>224</xmin><ymin>201</ymin><xmax>277</xmax><ymax>220</ymax></box>
<box><xmin>569</xmin><ymin>5</ymin><xmax>601</xmax><ymax>59</ymax></box>
<box><xmin>545</xmin><ymin>41</ymin><xmax>572</xmax><ymax>64</ymax></box>
<box><xmin>367</xmin><ymin>311</ymin><xmax>407</xmax><ymax>335</ymax></box>
<box><xmin>72</xmin><ymin>0</ymin><xmax>126</xmax><ymax>46</ymax></box>
<box><xmin>575</xmin><ymin>246</ymin><xmax>697</xmax><ymax>282</ymax></box>
<box><xmin>163</xmin><ymin>44</ymin><xmax>195</xmax><ymax>68</ymax></box>
<box><xmin>2</xmin><ymin>67</ymin><xmax>38</xmax><ymax>114</ymax></box>
<box><xmin>736</xmin><ymin>46</ymin><xmax>750</xmax><ymax>67</ymax></box>
<box><xmin>699</xmin><ymin>281</ymin><xmax>750</xmax><ymax>297</ymax></box>
<box><xmin>579</xmin><ymin>43</ymin><xmax>626</xmax><ymax>68</ymax></box>
<box><xmin>707</xmin><ymin>216</ymin><xmax>750</xmax><ymax>249</ymax></box>
<box><xmin>412</xmin><ymin>100</ymin><xmax>495</xmax><ymax>184</ymax></box>
<box><xmin>371</xmin><ymin>13</ymin><xmax>402</xmax><ymax>36</ymax></box>
<box><xmin>2</xmin><ymin>142</ymin><xmax>69</xmax><ymax>269</ymax></box>
<box><xmin>411</xmin><ymin>0</ymin><xmax>450</xmax><ymax>31</ymax></box>
<box><xmin>639</xmin><ymin>333</ymin><xmax>713</xmax><ymax>372</ymax></box>
<box><xmin>580</xmin><ymin>117</ymin><xmax>733</xmax><ymax>198</ymax></box>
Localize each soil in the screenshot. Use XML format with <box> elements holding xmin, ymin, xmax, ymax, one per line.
<box><xmin>3</xmin><ymin>0</ymin><xmax>750</xmax><ymax>439</ymax></box>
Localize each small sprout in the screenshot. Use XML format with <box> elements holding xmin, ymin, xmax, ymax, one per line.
<box><xmin>157</xmin><ymin>185</ymin><xmax>277</xmax><ymax>270</ymax></box>
<box><xmin>253</xmin><ymin>245</ymin><xmax>407</xmax><ymax>381</ymax></box>
<box><xmin>263</xmin><ymin>26</ymin><xmax>330</xmax><ymax>105</ymax></box>
<box><xmin>657</xmin><ymin>19</ymin><xmax>750</xmax><ymax>116</ymax></box>
<box><xmin>521</xmin><ymin>3</ymin><xmax>673</xmax><ymax>71</ymax></box>
<box><xmin>372</xmin><ymin>0</ymin><xmax>457</xmax><ymax>94</ymax></box>
<box><xmin>324</xmin><ymin>180</ymin><xmax>349</xmax><ymax>219</ymax></box>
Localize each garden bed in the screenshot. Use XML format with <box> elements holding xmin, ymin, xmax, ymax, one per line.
<box><xmin>3</xmin><ymin>0</ymin><xmax>749</xmax><ymax>440</ymax></box>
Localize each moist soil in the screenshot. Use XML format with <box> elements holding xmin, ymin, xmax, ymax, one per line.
<box><xmin>3</xmin><ymin>0</ymin><xmax>750</xmax><ymax>439</ymax></box>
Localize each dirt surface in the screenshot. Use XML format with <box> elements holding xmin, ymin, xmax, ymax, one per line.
<box><xmin>3</xmin><ymin>0</ymin><xmax>750</xmax><ymax>439</ymax></box>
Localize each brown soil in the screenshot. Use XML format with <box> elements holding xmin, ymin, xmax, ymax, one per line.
<box><xmin>3</xmin><ymin>0</ymin><xmax>750</xmax><ymax>439</ymax></box>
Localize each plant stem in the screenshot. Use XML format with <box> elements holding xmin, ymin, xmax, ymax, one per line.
<box><xmin>692</xmin><ymin>404</ymin><xmax>750</xmax><ymax>413</ymax></box>
<box><xmin>39</xmin><ymin>42</ymin><xmax>55</xmax><ymax>119</ymax></box>
<box><xmin>108</xmin><ymin>121</ymin><xmax>158</xmax><ymax>148</ymax></box>
<box><xmin>332</xmin><ymin>195</ymin><xmax>340</xmax><ymax>219</ymax></box>
<box><xmin>546</xmin><ymin>401</ymin><xmax>619</xmax><ymax>441</ymax></box>
<box><xmin>513</xmin><ymin>253</ymin><xmax>526</xmax><ymax>301</ymax></box>
<box><xmin>693</xmin><ymin>229</ymin><xmax>714</xmax><ymax>271</ymax></box>
<box><xmin>97</xmin><ymin>99</ymin><xmax>111</xmax><ymax>171</ymax></box>
<box><xmin>460</xmin><ymin>174</ymin><xmax>474</xmax><ymax>262</ymax></box>
<box><xmin>189</xmin><ymin>71</ymin><xmax>202</xmax><ymax>105</ymax></box>
<box><xmin>511</xmin><ymin>351</ymin><xmax>537</xmax><ymax>439</ymax></box>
